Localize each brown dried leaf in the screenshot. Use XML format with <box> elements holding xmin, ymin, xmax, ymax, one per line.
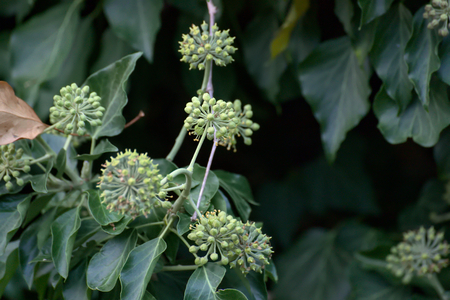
<box><xmin>0</xmin><ymin>81</ymin><xmax>48</xmax><ymax>145</ymax></box>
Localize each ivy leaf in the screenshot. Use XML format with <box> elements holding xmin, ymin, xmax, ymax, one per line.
<box><xmin>404</xmin><ymin>7</ymin><xmax>442</xmax><ymax>108</ymax></box>
<box><xmin>177</xmin><ymin>212</ymin><xmax>192</xmax><ymax>236</ymax></box>
<box><xmin>62</xmin><ymin>259</ymin><xmax>89</xmax><ymax>300</ymax></box>
<box><xmin>274</xmin><ymin>228</ymin><xmax>352</xmax><ymax>300</ymax></box>
<box><xmin>87</xmin><ymin>229</ymin><xmax>137</xmax><ymax>292</ymax></box>
<box><xmin>216</xmin><ymin>289</ymin><xmax>249</xmax><ymax>300</ymax></box>
<box><xmin>0</xmin><ymin>241</ymin><xmax>19</xmax><ymax>297</ymax></box>
<box><xmin>0</xmin><ymin>81</ymin><xmax>48</xmax><ymax>145</ymax></box>
<box><xmin>270</xmin><ymin>0</ymin><xmax>309</xmax><ymax>58</ymax></box>
<box><xmin>87</xmin><ymin>189</ymin><xmax>123</xmax><ymax>226</ymax></box>
<box><xmin>104</xmin><ymin>0</ymin><xmax>163</xmax><ymax>63</ymax></box>
<box><xmin>335</xmin><ymin>0</ymin><xmax>354</xmax><ymax>37</ymax></box>
<box><xmin>370</xmin><ymin>3</ymin><xmax>413</xmax><ymax>113</ymax></box>
<box><xmin>55</xmin><ymin>148</ymin><xmax>66</xmax><ymax>178</ymax></box>
<box><xmin>0</xmin><ymin>194</ymin><xmax>31</xmax><ymax>256</ymax></box>
<box><xmin>30</xmin><ymin>158</ymin><xmax>54</xmax><ymax>193</ymax></box>
<box><xmin>214</xmin><ymin>170</ymin><xmax>257</xmax><ymax>222</ymax></box>
<box><xmin>51</xmin><ymin>206</ymin><xmax>81</xmax><ymax>279</ymax></box>
<box><xmin>243</xmin><ymin>11</ymin><xmax>287</xmax><ymax>104</ymax></box>
<box><xmin>120</xmin><ymin>237</ymin><xmax>167</xmax><ymax>300</ymax></box>
<box><xmin>83</xmin><ymin>52</ymin><xmax>142</xmax><ymax>139</ymax></box>
<box><xmin>437</xmin><ymin>32</ymin><xmax>450</xmax><ymax>86</ymax></box>
<box><xmin>221</xmin><ymin>267</ymin><xmax>268</xmax><ymax>300</ymax></box>
<box><xmin>74</xmin><ymin>139</ymin><xmax>118</xmax><ymax>161</ymax></box>
<box><xmin>184</xmin><ymin>263</ymin><xmax>226</xmax><ymax>300</ymax></box>
<box><xmin>434</xmin><ymin>127</ymin><xmax>450</xmax><ymax>179</ymax></box>
<box><xmin>373</xmin><ymin>78</ymin><xmax>450</xmax><ymax>147</ymax></box>
<box><xmin>357</xmin><ymin>0</ymin><xmax>394</xmax><ymax>26</ymax></box>
<box><xmin>102</xmin><ymin>215</ymin><xmax>133</xmax><ymax>236</ymax></box>
<box><xmin>298</xmin><ymin>36</ymin><xmax>371</xmax><ymax>162</ymax></box>
<box><xmin>9</xmin><ymin>1</ymin><xmax>81</xmax><ymax>105</ymax></box>
<box><xmin>210</xmin><ymin>190</ymin><xmax>228</xmax><ymax>213</ymax></box>
<box><xmin>164</xmin><ymin>233</ymin><xmax>179</xmax><ymax>264</ymax></box>
<box><xmin>184</xmin><ymin>165</ymin><xmax>219</xmax><ymax>215</ymax></box>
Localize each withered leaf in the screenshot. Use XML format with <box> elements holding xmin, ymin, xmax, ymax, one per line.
<box><xmin>0</xmin><ymin>81</ymin><xmax>48</xmax><ymax>145</ymax></box>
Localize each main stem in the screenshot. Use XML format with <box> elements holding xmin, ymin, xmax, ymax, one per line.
<box><xmin>429</xmin><ymin>274</ymin><xmax>449</xmax><ymax>300</ymax></box>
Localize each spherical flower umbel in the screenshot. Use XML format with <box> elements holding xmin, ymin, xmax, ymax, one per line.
<box><xmin>424</xmin><ymin>0</ymin><xmax>450</xmax><ymax>36</ymax></box>
<box><xmin>0</xmin><ymin>144</ymin><xmax>30</xmax><ymax>190</ymax></box>
<box><xmin>386</xmin><ymin>227</ymin><xmax>449</xmax><ymax>284</ymax></box>
<box><xmin>179</xmin><ymin>21</ymin><xmax>237</xmax><ymax>70</ymax></box>
<box><xmin>98</xmin><ymin>150</ymin><xmax>168</xmax><ymax>218</ymax></box>
<box><xmin>49</xmin><ymin>83</ymin><xmax>105</xmax><ymax>136</ymax></box>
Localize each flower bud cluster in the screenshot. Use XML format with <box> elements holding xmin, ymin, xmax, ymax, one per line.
<box><xmin>0</xmin><ymin>144</ymin><xmax>30</xmax><ymax>190</ymax></box>
<box><xmin>98</xmin><ymin>150</ymin><xmax>169</xmax><ymax>218</ymax></box>
<box><xmin>49</xmin><ymin>83</ymin><xmax>105</xmax><ymax>135</ymax></box>
<box><xmin>386</xmin><ymin>226</ymin><xmax>449</xmax><ymax>284</ymax></box>
<box><xmin>184</xmin><ymin>93</ymin><xmax>260</xmax><ymax>150</ymax></box>
<box><xmin>424</xmin><ymin>0</ymin><xmax>450</xmax><ymax>36</ymax></box>
<box><xmin>187</xmin><ymin>211</ymin><xmax>273</xmax><ymax>275</ymax></box>
<box><xmin>179</xmin><ymin>21</ymin><xmax>237</xmax><ymax>70</ymax></box>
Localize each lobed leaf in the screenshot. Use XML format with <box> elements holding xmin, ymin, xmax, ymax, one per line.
<box><xmin>120</xmin><ymin>237</ymin><xmax>167</xmax><ymax>300</ymax></box>
<box><xmin>0</xmin><ymin>81</ymin><xmax>47</xmax><ymax>145</ymax></box>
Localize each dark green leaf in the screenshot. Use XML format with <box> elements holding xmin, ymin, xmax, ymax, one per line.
<box><xmin>51</xmin><ymin>206</ymin><xmax>81</xmax><ymax>279</ymax></box>
<box><xmin>164</xmin><ymin>233</ymin><xmax>179</xmax><ymax>264</ymax></box>
<box><xmin>184</xmin><ymin>165</ymin><xmax>219</xmax><ymax>215</ymax></box>
<box><xmin>264</xmin><ymin>259</ymin><xmax>278</xmax><ymax>283</ymax></box>
<box><xmin>215</xmin><ymin>170</ymin><xmax>257</xmax><ymax>221</ymax></box>
<box><xmin>210</xmin><ymin>190</ymin><xmax>228</xmax><ymax>213</ymax></box>
<box><xmin>434</xmin><ymin>127</ymin><xmax>450</xmax><ymax>179</ymax></box>
<box><xmin>374</xmin><ymin>78</ymin><xmax>450</xmax><ymax>147</ymax></box>
<box><xmin>177</xmin><ymin>212</ymin><xmax>192</xmax><ymax>236</ymax></box>
<box><xmin>62</xmin><ymin>259</ymin><xmax>89</xmax><ymax>300</ymax></box>
<box><xmin>0</xmin><ymin>242</ymin><xmax>19</xmax><ymax>298</ymax></box>
<box><xmin>438</xmin><ymin>32</ymin><xmax>450</xmax><ymax>85</ymax></box>
<box><xmin>10</xmin><ymin>1</ymin><xmax>81</xmax><ymax>105</ymax></box>
<box><xmin>243</xmin><ymin>11</ymin><xmax>287</xmax><ymax>103</ymax></box>
<box><xmin>73</xmin><ymin>218</ymin><xmax>102</xmax><ymax>249</ymax></box>
<box><xmin>149</xmin><ymin>270</ymin><xmax>191</xmax><ymax>299</ymax></box>
<box><xmin>335</xmin><ymin>0</ymin><xmax>354</xmax><ymax>37</ymax></box>
<box><xmin>74</xmin><ymin>139</ymin><xmax>118</xmax><ymax>161</ymax></box>
<box><xmin>184</xmin><ymin>263</ymin><xmax>226</xmax><ymax>300</ymax></box>
<box><xmin>104</xmin><ymin>0</ymin><xmax>163</xmax><ymax>63</ymax></box>
<box><xmin>404</xmin><ymin>7</ymin><xmax>442</xmax><ymax>108</ymax></box>
<box><xmin>357</xmin><ymin>0</ymin><xmax>394</xmax><ymax>26</ymax></box>
<box><xmin>0</xmin><ymin>0</ymin><xmax>34</xmax><ymax>22</ymax></box>
<box><xmin>0</xmin><ymin>194</ymin><xmax>31</xmax><ymax>256</ymax></box>
<box><xmin>84</xmin><ymin>52</ymin><xmax>142</xmax><ymax>139</ymax></box>
<box><xmin>120</xmin><ymin>237</ymin><xmax>167</xmax><ymax>300</ymax></box>
<box><xmin>153</xmin><ymin>158</ymin><xmax>178</xmax><ymax>176</ymax></box>
<box><xmin>87</xmin><ymin>229</ymin><xmax>137</xmax><ymax>292</ymax></box>
<box><xmin>34</xmin><ymin>17</ymin><xmax>95</xmax><ymax>119</ymax></box>
<box><xmin>90</xmin><ymin>28</ymin><xmax>134</xmax><ymax>74</ymax></box>
<box><xmin>30</xmin><ymin>159</ymin><xmax>54</xmax><ymax>193</ymax></box>
<box><xmin>348</xmin><ymin>262</ymin><xmax>412</xmax><ymax>300</ymax></box>
<box><xmin>298</xmin><ymin>36</ymin><xmax>370</xmax><ymax>162</ymax></box>
<box><xmin>87</xmin><ymin>189</ymin><xmax>123</xmax><ymax>226</ymax></box>
<box><xmin>55</xmin><ymin>148</ymin><xmax>66</xmax><ymax>178</ymax></box>
<box><xmin>102</xmin><ymin>215</ymin><xmax>133</xmax><ymax>235</ymax></box>
<box><xmin>216</xmin><ymin>289</ymin><xmax>248</xmax><ymax>300</ymax></box>
<box><xmin>370</xmin><ymin>3</ymin><xmax>413</xmax><ymax>113</ymax></box>
<box><xmin>221</xmin><ymin>267</ymin><xmax>267</xmax><ymax>300</ymax></box>
<box><xmin>143</xmin><ymin>291</ymin><xmax>157</xmax><ymax>300</ymax></box>
<box><xmin>23</xmin><ymin>193</ymin><xmax>54</xmax><ymax>227</ymax></box>
<box><xmin>274</xmin><ymin>228</ymin><xmax>351</xmax><ymax>300</ymax></box>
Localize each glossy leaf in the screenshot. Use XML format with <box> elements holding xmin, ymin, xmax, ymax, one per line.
<box><xmin>184</xmin><ymin>263</ymin><xmax>226</xmax><ymax>300</ymax></box>
<box><xmin>217</xmin><ymin>289</ymin><xmax>248</xmax><ymax>300</ymax></box>
<box><xmin>10</xmin><ymin>1</ymin><xmax>81</xmax><ymax>105</ymax></box>
<box><xmin>214</xmin><ymin>170</ymin><xmax>257</xmax><ymax>221</ymax></box>
<box><xmin>62</xmin><ymin>259</ymin><xmax>89</xmax><ymax>300</ymax></box>
<box><xmin>184</xmin><ymin>165</ymin><xmax>219</xmax><ymax>215</ymax></box>
<box><xmin>83</xmin><ymin>52</ymin><xmax>142</xmax><ymax>139</ymax></box>
<box><xmin>270</xmin><ymin>0</ymin><xmax>309</xmax><ymax>58</ymax></box>
<box><xmin>87</xmin><ymin>189</ymin><xmax>123</xmax><ymax>226</ymax></box>
<box><xmin>164</xmin><ymin>233</ymin><xmax>179</xmax><ymax>264</ymax></box>
<box><xmin>102</xmin><ymin>215</ymin><xmax>133</xmax><ymax>235</ymax></box>
<box><xmin>298</xmin><ymin>36</ymin><xmax>370</xmax><ymax>162</ymax></box>
<box><xmin>73</xmin><ymin>218</ymin><xmax>101</xmax><ymax>249</ymax></box>
<box><xmin>120</xmin><ymin>237</ymin><xmax>167</xmax><ymax>300</ymax></box>
<box><xmin>0</xmin><ymin>81</ymin><xmax>47</xmax><ymax>144</ymax></box>
<box><xmin>357</xmin><ymin>0</ymin><xmax>394</xmax><ymax>26</ymax></box>
<box><xmin>243</xmin><ymin>11</ymin><xmax>287</xmax><ymax>103</ymax></box>
<box><xmin>104</xmin><ymin>0</ymin><xmax>163</xmax><ymax>63</ymax></box>
<box><xmin>30</xmin><ymin>158</ymin><xmax>54</xmax><ymax>193</ymax></box>
<box><xmin>51</xmin><ymin>207</ymin><xmax>81</xmax><ymax>279</ymax></box>
<box><xmin>0</xmin><ymin>242</ymin><xmax>19</xmax><ymax>297</ymax></box>
<box><xmin>0</xmin><ymin>194</ymin><xmax>31</xmax><ymax>256</ymax></box>
<box><xmin>23</xmin><ymin>194</ymin><xmax>54</xmax><ymax>227</ymax></box>
<box><xmin>370</xmin><ymin>3</ymin><xmax>413</xmax><ymax>113</ymax></box>
<box><xmin>374</xmin><ymin>78</ymin><xmax>450</xmax><ymax>147</ymax></box>
<box><xmin>404</xmin><ymin>7</ymin><xmax>441</xmax><ymax>108</ymax></box>
<box><xmin>177</xmin><ymin>212</ymin><xmax>192</xmax><ymax>236</ymax></box>
<box><xmin>87</xmin><ymin>229</ymin><xmax>137</xmax><ymax>292</ymax></box>
<box><xmin>74</xmin><ymin>139</ymin><xmax>118</xmax><ymax>161</ymax></box>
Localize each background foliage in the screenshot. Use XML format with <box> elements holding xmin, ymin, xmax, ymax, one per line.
<box><xmin>3</xmin><ymin>0</ymin><xmax>450</xmax><ymax>299</ymax></box>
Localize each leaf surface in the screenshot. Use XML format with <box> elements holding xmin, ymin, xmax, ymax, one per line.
<box><xmin>87</xmin><ymin>189</ymin><xmax>123</xmax><ymax>226</ymax></box>
<box><xmin>357</xmin><ymin>0</ymin><xmax>394</xmax><ymax>26</ymax></box>
<box><xmin>184</xmin><ymin>263</ymin><xmax>226</xmax><ymax>300</ymax></box>
<box><xmin>75</xmin><ymin>139</ymin><xmax>118</xmax><ymax>161</ymax></box>
<box><xmin>184</xmin><ymin>165</ymin><xmax>219</xmax><ymax>215</ymax></box>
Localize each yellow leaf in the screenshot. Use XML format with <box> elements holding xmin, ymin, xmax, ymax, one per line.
<box><xmin>270</xmin><ymin>0</ymin><xmax>310</xmax><ymax>58</ymax></box>
<box><xmin>0</xmin><ymin>81</ymin><xmax>48</xmax><ymax>145</ymax></box>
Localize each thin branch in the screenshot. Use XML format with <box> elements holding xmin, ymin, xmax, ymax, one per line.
<box><xmin>125</xmin><ymin>110</ymin><xmax>145</xmax><ymax>129</ymax></box>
